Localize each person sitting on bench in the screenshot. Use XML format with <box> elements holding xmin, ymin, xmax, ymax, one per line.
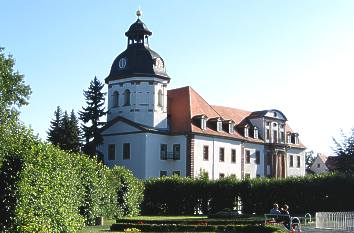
<box><xmin>280</xmin><ymin>204</ymin><xmax>291</xmax><ymax>230</ymax></box>
<box><xmin>270</xmin><ymin>203</ymin><xmax>281</xmax><ymax>215</ymax></box>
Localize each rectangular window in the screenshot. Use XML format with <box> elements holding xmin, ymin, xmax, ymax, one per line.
<box><xmin>123</xmin><ymin>143</ymin><xmax>130</xmax><ymax>160</ymax></box>
<box><xmin>229</xmin><ymin>123</ymin><xmax>235</xmax><ymax>133</ymax></box>
<box><xmin>245</xmin><ymin>173</ymin><xmax>251</xmax><ymax>179</ymax></box>
<box><xmin>289</xmin><ymin>155</ymin><xmax>294</xmax><ymax>167</ymax></box>
<box><xmin>273</xmin><ymin>130</ymin><xmax>278</xmax><ymax>143</ymax></box>
<box><xmin>217</xmin><ymin>121</ymin><xmax>222</xmax><ymax>132</ymax></box>
<box><xmin>160</xmin><ymin>171</ymin><xmax>167</xmax><ymax>177</ymax></box>
<box><xmin>255</xmin><ymin>151</ymin><xmax>260</xmax><ymax>164</ymax></box>
<box><xmin>231</xmin><ymin>149</ymin><xmax>236</xmax><ymax>163</ymax></box>
<box><xmin>297</xmin><ymin>156</ymin><xmax>301</xmax><ymax>168</ymax></box>
<box><xmin>173</xmin><ymin>144</ymin><xmax>180</xmax><ymax>160</ymax></box>
<box><xmin>172</xmin><ymin>171</ymin><xmax>180</xmax><ymax>176</ymax></box>
<box><xmin>317</xmin><ymin>163</ymin><xmax>320</xmax><ymax>168</ymax></box>
<box><xmin>244</xmin><ymin>127</ymin><xmax>249</xmax><ymax>137</ymax></box>
<box><xmin>219</xmin><ymin>147</ymin><xmax>225</xmax><ymax>162</ymax></box>
<box><xmin>254</xmin><ymin>128</ymin><xmax>258</xmax><ymax>139</ymax></box>
<box><xmin>287</xmin><ymin>134</ymin><xmax>292</xmax><ymax>144</ymax></box>
<box><xmin>201</xmin><ymin>118</ymin><xmax>207</xmax><ymax>130</ymax></box>
<box><xmin>245</xmin><ymin>150</ymin><xmax>251</xmax><ymax>164</ymax></box>
<box><xmin>203</xmin><ymin>145</ymin><xmax>209</xmax><ymax>161</ymax></box>
<box><xmin>280</xmin><ymin>131</ymin><xmax>285</xmax><ymax>143</ymax></box>
<box><xmin>160</xmin><ymin>144</ymin><xmax>167</xmax><ymax>160</ymax></box>
<box><xmin>108</xmin><ymin>144</ymin><xmax>115</xmax><ymax>161</ymax></box>
<box><xmin>266</xmin><ymin>129</ymin><xmax>270</xmax><ymax>141</ymax></box>
<box><xmin>219</xmin><ymin>173</ymin><xmax>225</xmax><ymax>178</ymax></box>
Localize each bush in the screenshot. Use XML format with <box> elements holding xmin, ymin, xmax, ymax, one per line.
<box><xmin>142</xmin><ymin>173</ymin><xmax>354</xmax><ymax>215</ymax></box>
<box><xmin>0</xmin><ymin>144</ymin><xmax>85</xmax><ymax>233</ymax></box>
<box><xmin>108</xmin><ymin>166</ymin><xmax>144</xmax><ymax>219</ymax></box>
<box><xmin>0</xmin><ymin>123</ymin><xmax>144</xmax><ymax>232</ymax></box>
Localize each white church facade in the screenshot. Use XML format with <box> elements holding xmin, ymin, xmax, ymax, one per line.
<box><xmin>99</xmin><ymin>13</ymin><xmax>306</xmax><ymax>180</ymax></box>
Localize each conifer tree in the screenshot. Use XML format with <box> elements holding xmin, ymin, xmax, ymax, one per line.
<box><xmin>79</xmin><ymin>76</ymin><xmax>106</xmax><ymax>158</ymax></box>
<box><xmin>68</xmin><ymin>110</ymin><xmax>81</xmax><ymax>152</ymax></box>
<box><xmin>47</xmin><ymin>107</ymin><xmax>81</xmax><ymax>152</ymax></box>
<box><xmin>47</xmin><ymin>106</ymin><xmax>63</xmax><ymax>146</ymax></box>
<box><xmin>60</xmin><ymin>110</ymin><xmax>71</xmax><ymax>151</ymax></box>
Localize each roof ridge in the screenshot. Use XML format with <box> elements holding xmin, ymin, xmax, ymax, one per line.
<box><xmin>211</xmin><ymin>104</ymin><xmax>252</xmax><ymax>114</ymax></box>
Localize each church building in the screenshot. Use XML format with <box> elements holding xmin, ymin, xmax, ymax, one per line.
<box><xmin>99</xmin><ymin>12</ymin><xmax>306</xmax><ymax>180</ymax></box>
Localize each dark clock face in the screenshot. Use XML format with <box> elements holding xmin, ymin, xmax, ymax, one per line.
<box><xmin>155</xmin><ymin>58</ymin><xmax>164</xmax><ymax>71</ymax></box>
<box><xmin>118</xmin><ymin>57</ymin><xmax>127</xmax><ymax>69</ymax></box>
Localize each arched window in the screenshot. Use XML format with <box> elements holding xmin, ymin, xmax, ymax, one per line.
<box><xmin>157</xmin><ymin>89</ymin><xmax>163</xmax><ymax>107</ymax></box>
<box><xmin>112</xmin><ymin>91</ymin><xmax>119</xmax><ymax>107</ymax></box>
<box><xmin>124</xmin><ymin>89</ymin><xmax>131</xmax><ymax>106</ymax></box>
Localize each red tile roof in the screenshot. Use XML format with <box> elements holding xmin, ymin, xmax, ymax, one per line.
<box><xmin>167</xmin><ymin>86</ymin><xmax>306</xmax><ymax>148</ymax></box>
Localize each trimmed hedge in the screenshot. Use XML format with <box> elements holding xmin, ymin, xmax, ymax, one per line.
<box><xmin>0</xmin><ymin>123</ymin><xmax>144</xmax><ymax>232</ymax></box>
<box><xmin>116</xmin><ymin>218</ymin><xmax>263</xmax><ymax>225</ymax></box>
<box><xmin>142</xmin><ymin>173</ymin><xmax>354</xmax><ymax>215</ymax></box>
<box><xmin>110</xmin><ymin>223</ymin><xmax>282</xmax><ymax>232</ymax></box>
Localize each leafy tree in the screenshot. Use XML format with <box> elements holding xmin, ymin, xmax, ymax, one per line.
<box><xmin>79</xmin><ymin>76</ymin><xmax>106</xmax><ymax>158</ymax></box>
<box><xmin>0</xmin><ymin>47</ymin><xmax>31</xmax><ymax>122</ymax></box>
<box><xmin>305</xmin><ymin>150</ymin><xmax>315</xmax><ymax>169</ymax></box>
<box><xmin>47</xmin><ymin>106</ymin><xmax>63</xmax><ymax>146</ymax></box>
<box><xmin>333</xmin><ymin>128</ymin><xmax>354</xmax><ymax>172</ymax></box>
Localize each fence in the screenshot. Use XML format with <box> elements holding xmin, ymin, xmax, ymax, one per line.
<box><xmin>316</xmin><ymin>212</ymin><xmax>354</xmax><ymax>231</ymax></box>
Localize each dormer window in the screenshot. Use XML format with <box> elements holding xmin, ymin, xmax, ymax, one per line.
<box><xmin>293</xmin><ymin>133</ymin><xmax>299</xmax><ymax>144</ymax></box>
<box><xmin>254</xmin><ymin>127</ymin><xmax>258</xmax><ymax>139</ymax></box>
<box><xmin>217</xmin><ymin>120</ymin><xmax>222</xmax><ymax>132</ymax></box>
<box><xmin>229</xmin><ymin>121</ymin><xmax>235</xmax><ymax>134</ymax></box>
<box><xmin>287</xmin><ymin>133</ymin><xmax>292</xmax><ymax>144</ymax></box>
<box><xmin>201</xmin><ymin>117</ymin><xmax>207</xmax><ymax>130</ymax></box>
<box><xmin>194</xmin><ymin>115</ymin><xmax>208</xmax><ymax>130</ymax></box>
<box><xmin>244</xmin><ymin>126</ymin><xmax>249</xmax><ymax>137</ymax></box>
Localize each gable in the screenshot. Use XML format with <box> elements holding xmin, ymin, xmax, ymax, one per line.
<box><xmin>264</xmin><ymin>110</ymin><xmax>287</xmax><ymax>121</ymax></box>
<box><xmin>101</xmin><ymin>119</ymin><xmax>144</xmax><ymax>135</ymax></box>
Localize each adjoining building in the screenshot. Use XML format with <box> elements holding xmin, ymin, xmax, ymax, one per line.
<box><xmin>309</xmin><ymin>153</ymin><xmax>354</xmax><ymax>174</ymax></box>
<box><xmin>99</xmin><ymin>12</ymin><xmax>306</xmax><ymax>179</ymax></box>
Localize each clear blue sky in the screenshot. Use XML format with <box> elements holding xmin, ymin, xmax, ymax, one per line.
<box><xmin>2</xmin><ymin>1</ymin><xmax>354</xmax><ymax>155</ymax></box>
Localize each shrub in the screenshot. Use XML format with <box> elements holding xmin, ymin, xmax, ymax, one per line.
<box><xmin>0</xmin><ymin>123</ymin><xmax>144</xmax><ymax>232</ymax></box>
<box><xmin>108</xmin><ymin>166</ymin><xmax>144</xmax><ymax>219</ymax></box>
<box><xmin>142</xmin><ymin>173</ymin><xmax>354</xmax><ymax>215</ymax></box>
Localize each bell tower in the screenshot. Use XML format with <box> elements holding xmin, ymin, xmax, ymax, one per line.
<box><xmin>105</xmin><ymin>10</ymin><xmax>170</xmax><ymax>129</ymax></box>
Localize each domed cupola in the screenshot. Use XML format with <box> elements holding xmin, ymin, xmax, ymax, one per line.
<box><xmin>105</xmin><ymin>10</ymin><xmax>170</xmax><ymax>83</ymax></box>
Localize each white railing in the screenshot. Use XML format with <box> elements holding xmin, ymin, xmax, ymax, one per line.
<box><xmin>316</xmin><ymin>212</ymin><xmax>354</xmax><ymax>231</ymax></box>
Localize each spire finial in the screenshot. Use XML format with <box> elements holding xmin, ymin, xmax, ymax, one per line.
<box><xmin>136</xmin><ymin>6</ymin><xmax>142</xmax><ymax>18</ymax></box>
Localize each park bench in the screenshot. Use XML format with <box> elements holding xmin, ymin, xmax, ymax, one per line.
<box><xmin>264</xmin><ymin>214</ymin><xmax>301</xmax><ymax>233</ymax></box>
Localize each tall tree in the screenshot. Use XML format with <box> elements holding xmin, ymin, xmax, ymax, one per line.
<box><xmin>0</xmin><ymin>47</ymin><xmax>31</xmax><ymax>122</ymax></box>
<box><xmin>47</xmin><ymin>108</ymin><xmax>81</xmax><ymax>152</ymax></box>
<box><xmin>79</xmin><ymin>76</ymin><xmax>106</xmax><ymax>158</ymax></box>
<box><xmin>333</xmin><ymin>128</ymin><xmax>354</xmax><ymax>173</ymax></box>
<box><xmin>67</xmin><ymin>110</ymin><xmax>81</xmax><ymax>153</ymax></box>
<box><xmin>47</xmin><ymin>106</ymin><xmax>63</xmax><ymax>146</ymax></box>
